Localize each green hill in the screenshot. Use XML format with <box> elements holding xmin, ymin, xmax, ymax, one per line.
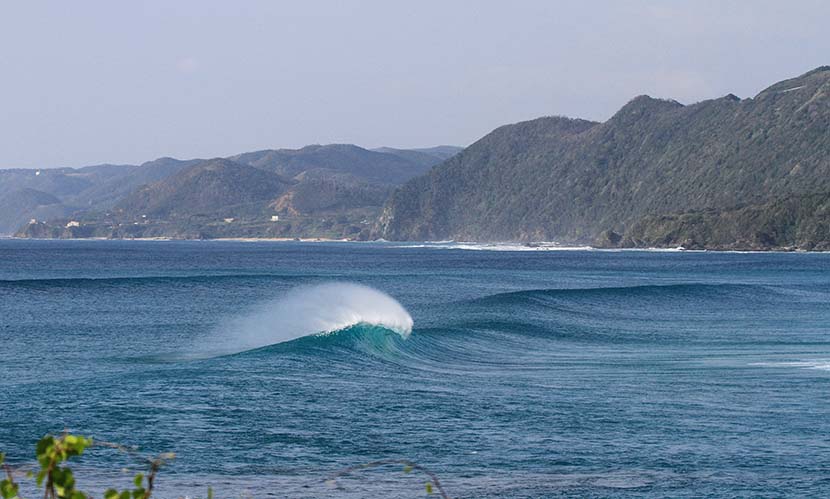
<box><xmin>116</xmin><ymin>158</ymin><xmax>292</xmax><ymax>218</ymax></box>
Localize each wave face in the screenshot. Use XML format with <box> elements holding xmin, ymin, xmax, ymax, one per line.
<box><xmin>207</xmin><ymin>282</ymin><xmax>413</xmax><ymax>354</ymax></box>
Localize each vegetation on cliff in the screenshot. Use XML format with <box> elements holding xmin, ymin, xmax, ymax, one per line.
<box><xmin>378</xmin><ymin>67</ymin><xmax>830</xmax><ymax>250</ymax></box>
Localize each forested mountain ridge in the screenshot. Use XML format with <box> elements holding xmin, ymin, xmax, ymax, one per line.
<box><xmin>378</xmin><ymin>66</ymin><xmax>830</xmax><ymax>250</ymax></box>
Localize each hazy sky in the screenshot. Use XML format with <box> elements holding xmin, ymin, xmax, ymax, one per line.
<box><xmin>1</xmin><ymin>1</ymin><xmax>828</xmax><ymax>168</ymax></box>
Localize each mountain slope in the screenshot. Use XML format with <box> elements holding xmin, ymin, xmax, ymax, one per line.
<box><xmin>0</xmin><ymin>189</ymin><xmax>71</xmax><ymax>234</ymax></box>
<box><xmin>66</xmin><ymin>158</ymin><xmax>200</xmax><ymax>209</ymax></box>
<box><xmin>379</xmin><ymin>67</ymin><xmax>830</xmax><ymax>249</ymax></box>
<box><xmin>230</xmin><ymin>144</ymin><xmax>440</xmax><ymax>184</ymax></box>
<box><xmin>372</xmin><ymin>146</ymin><xmax>462</xmax><ymax>168</ymax></box>
<box><xmin>116</xmin><ymin>158</ymin><xmax>291</xmax><ymax>218</ymax></box>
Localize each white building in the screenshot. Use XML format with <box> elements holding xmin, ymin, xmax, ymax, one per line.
<box><xmin>271</xmin><ymin>215</ymin><xmax>280</xmax><ymax>222</ymax></box>
<box><xmin>66</xmin><ymin>221</ymin><xmax>80</xmax><ymax>228</ymax></box>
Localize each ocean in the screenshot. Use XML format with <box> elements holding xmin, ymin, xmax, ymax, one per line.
<box><xmin>1</xmin><ymin>239</ymin><xmax>829</xmax><ymax>498</ymax></box>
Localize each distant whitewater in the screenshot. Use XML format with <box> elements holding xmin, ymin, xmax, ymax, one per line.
<box><xmin>206</xmin><ymin>282</ymin><xmax>413</xmax><ymax>355</ymax></box>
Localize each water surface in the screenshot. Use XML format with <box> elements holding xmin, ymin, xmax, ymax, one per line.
<box><xmin>1</xmin><ymin>240</ymin><xmax>829</xmax><ymax>498</ymax></box>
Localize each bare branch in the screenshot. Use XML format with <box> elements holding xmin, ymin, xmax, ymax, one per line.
<box><xmin>325</xmin><ymin>459</ymin><xmax>450</xmax><ymax>499</ymax></box>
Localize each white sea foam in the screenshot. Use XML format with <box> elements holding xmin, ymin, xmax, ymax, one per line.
<box><xmin>384</xmin><ymin>241</ymin><xmax>715</xmax><ymax>252</ymax></box>
<box><xmin>390</xmin><ymin>242</ymin><xmax>595</xmax><ymax>251</ymax></box>
<box><xmin>207</xmin><ymin>282</ymin><xmax>413</xmax><ymax>354</ymax></box>
<box><xmin>750</xmin><ymin>360</ymin><xmax>830</xmax><ymax>372</ymax></box>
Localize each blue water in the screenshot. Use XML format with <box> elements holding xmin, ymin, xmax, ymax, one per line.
<box><xmin>2</xmin><ymin>240</ymin><xmax>830</xmax><ymax>498</ymax></box>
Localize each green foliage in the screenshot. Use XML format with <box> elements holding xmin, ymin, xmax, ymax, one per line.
<box><xmin>34</xmin><ymin>434</ymin><xmax>92</xmax><ymax>499</ymax></box>
<box><xmin>1</xmin><ymin>452</ymin><xmax>22</xmax><ymax>499</ymax></box>
<box><xmin>0</xmin><ymin>434</ymin><xmax>179</xmax><ymax>499</ymax></box>
<box><xmin>3</xmin><ymin>434</ymin><xmax>451</xmax><ymax>499</ymax></box>
<box><xmin>101</xmin><ymin>470</ymin><xmax>149</xmax><ymax>499</ymax></box>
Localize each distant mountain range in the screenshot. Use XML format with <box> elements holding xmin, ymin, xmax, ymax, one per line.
<box><xmin>10</xmin><ymin>67</ymin><xmax>830</xmax><ymax>250</ymax></box>
<box><xmin>378</xmin><ymin>66</ymin><xmax>830</xmax><ymax>250</ymax></box>
<box><xmin>7</xmin><ymin>144</ymin><xmax>461</xmax><ymax>239</ymax></box>
<box><xmin>0</xmin><ymin>157</ymin><xmax>199</xmax><ymax>234</ymax></box>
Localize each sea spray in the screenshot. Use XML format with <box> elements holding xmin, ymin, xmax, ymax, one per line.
<box><xmin>205</xmin><ymin>282</ymin><xmax>413</xmax><ymax>354</ymax></box>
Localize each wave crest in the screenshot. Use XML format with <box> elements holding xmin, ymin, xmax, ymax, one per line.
<box><xmin>208</xmin><ymin>282</ymin><xmax>413</xmax><ymax>354</ymax></box>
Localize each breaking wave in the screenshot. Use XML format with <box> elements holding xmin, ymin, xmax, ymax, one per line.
<box><xmin>204</xmin><ymin>282</ymin><xmax>413</xmax><ymax>355</ymax></box>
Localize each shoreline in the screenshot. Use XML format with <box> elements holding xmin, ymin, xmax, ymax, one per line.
<box><xmin>2</xmin><ymin>236</ymin><xmax>352</xmax><ymax>243</ymax></box>
<box><xmin>2</xmin><ymin>236</ymin><xmax>828</xmax><ymax>253</ymax></box>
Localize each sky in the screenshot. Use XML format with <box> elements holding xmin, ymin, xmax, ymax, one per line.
<box><xmin>1</xmin><ymin>0</ymin><xmax>829</xmax><ymax>169</ymax></box>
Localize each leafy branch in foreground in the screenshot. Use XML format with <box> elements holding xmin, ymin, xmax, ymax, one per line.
<box><xmin>0</xmin><ymin>433</ymin><xmax>177</xmax><ymax>499</ymax></box>
<box><xmin>3</xmin><ymin>433</ymin><xmax>450</xmax><ymax>498</ymax></box>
